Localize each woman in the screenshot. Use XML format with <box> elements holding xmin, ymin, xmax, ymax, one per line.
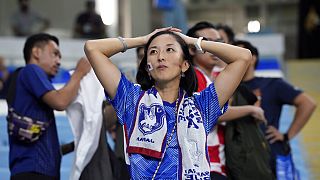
<box><xmin>84</xmin><ymin>27</ymin><xmax>251</xmax><ymax>179</ymax></box>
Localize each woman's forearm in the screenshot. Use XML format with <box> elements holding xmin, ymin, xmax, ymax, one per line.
<box><xmin>201</xmin><ymin>41</ymin><xmax>252</xmax><ymax>64</ymax></box>
<box><xmin>85</xmin><ymin>37</ymin><xmax>146</xmax><ymax>58</ymax></box>
<box><xmin>219</xmin><ymin>106</ymin><xmax>252</xmax><ymax>122</ymax></box>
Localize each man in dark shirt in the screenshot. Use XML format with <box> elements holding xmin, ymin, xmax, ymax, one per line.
<box><xmin>233</xmin><ymin>40</ymin><xmax>317</xmax><ymax>176</ymax></box>
<box><xmin>73</xmin><ymin>1</ymin><xmax>106</xmax><ymax>39</ymax></box>
<box><xmin>7</xmin><ymin>33</ymin><xmax>91</xmax><ymax>180</ymax></box>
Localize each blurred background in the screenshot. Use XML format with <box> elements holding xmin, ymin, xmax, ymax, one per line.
<box><xmin>0</xmin><ymin>0</ymin><xmax>319</xmax><ymax>179</ymax></box>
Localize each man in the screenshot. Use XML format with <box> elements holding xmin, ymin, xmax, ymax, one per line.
<box><xmin>73</xmin><ymin>0</ymin><xmax>106</xmax><ymax>39</ymax></box>
<box><xmin>11</xmin><ymin>0</ymin><xmax>50</xmax><ymax>36</ymax></box>
<box><xmin>187</xmin><ymin>21</ymin><xmax>268</xmax><ymax>180</ymax></box>
<box><xmin>216</xmin><ymin>23</ymin><xmax>235</xmax><ymax>45</ymax></box>
<box><xmin>233</xmin><ymin>40</ymin><xmax>317</xmax><ymax>176</ymax></box>
<box><xmin>6</xmin><ymin>33</ymin><xmax>90</xmax><ymax>179</ymax></box>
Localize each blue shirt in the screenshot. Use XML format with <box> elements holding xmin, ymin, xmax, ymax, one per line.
<box><xmin>243</xmin><ymin>77</ymin><xmax>302</xmax><ymax>130</ymax></box>
<box><xmin>9</xmin><ymin>64</ymin><xmax>61</xmax><ymax>177</ymax></box>
<box><xmin>107</xmin><ymin>74</ymin><xmax>226</xmax><ymax>179</ymax></box>
<box><xmin>243</xmin><ymin>77</ymin><xmax>302</xmax><ymax>163</ymax></box>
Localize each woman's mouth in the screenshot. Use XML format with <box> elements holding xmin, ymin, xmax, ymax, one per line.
<box><xmin>157</xmin><ymin>65</ymin><xmax>167</xmax><ymax>70</ymax></box>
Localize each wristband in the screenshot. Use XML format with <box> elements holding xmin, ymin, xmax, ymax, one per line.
<box><xmin>117</xmin><ymin>36</ymin><xmax>128</xmax><ymax>53</ymax></box>
<box><xmin>194</xmin><ymin>37</ymin><xmax>204</xmax><ymax>53</ymax></box>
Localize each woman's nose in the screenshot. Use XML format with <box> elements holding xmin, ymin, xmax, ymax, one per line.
<box><xmin>157</xmin><ymin>51</ymin><xmax>165</xmax><ymax>62</ymax></box>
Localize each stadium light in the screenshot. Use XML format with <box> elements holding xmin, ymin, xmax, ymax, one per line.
<box><xmin>248</xmin><ymin>20</ymin><xmax>260</xmax><ymax>33</ymax></box>
<box><xmin>96</xmin><ymin>0</ymin><xmax>117</xmax><ymax>25</ymax></box>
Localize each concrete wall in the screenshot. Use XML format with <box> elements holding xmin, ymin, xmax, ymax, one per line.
<box><xmin>131</xmin><ymin>0</ymin><xmax>151</xmax><ymax>37</ymax></box>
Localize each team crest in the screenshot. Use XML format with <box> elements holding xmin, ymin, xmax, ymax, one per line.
<box><xmin>138</xmin><ymin>103</ymin><xmax>165</xmax><ymax>135</ymax></box>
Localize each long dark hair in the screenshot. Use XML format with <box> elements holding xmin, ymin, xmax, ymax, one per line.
<box><xmin>136</xmin><ymin>31</ymin><xmax>198</xmax><ymax>96</ymax></box>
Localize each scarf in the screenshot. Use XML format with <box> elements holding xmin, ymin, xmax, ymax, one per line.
<box><xmin>128</xmin><ymin>87</ymin><xmax>210</xmax><ymax>179</ymax></box>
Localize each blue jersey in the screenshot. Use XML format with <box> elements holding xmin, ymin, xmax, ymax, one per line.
<box><xmin>108</xmin><ymin>74</ymin><xmax>227</xmax><ymax>179</ymax></box>
<box><xmin>9</xmin><ymin>64</ymin><xmax>61</xmax><ymax>177</ymax></box>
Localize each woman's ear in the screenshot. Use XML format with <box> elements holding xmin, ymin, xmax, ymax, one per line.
<box><xmin>182</xmin><ymin>60</ymin><xmax>190</xmax><ymax>73</ymax></box>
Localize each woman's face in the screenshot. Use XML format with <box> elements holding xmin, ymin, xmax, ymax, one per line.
<box><xmin>146</xmin><ymin>34</ymin><xmax>189</xmax><ymax>83</ymax></box>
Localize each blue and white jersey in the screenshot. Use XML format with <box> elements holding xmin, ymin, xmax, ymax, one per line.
<box><xmin>107</xmin><ymin>74</ymin><xmax>227</xmax><ymax>179</ymax></box>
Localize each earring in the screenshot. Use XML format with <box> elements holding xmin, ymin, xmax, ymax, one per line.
<box><xmin>181</xmin><ymin>72</ymin><xmax>185</xmax><ymax>77</ymax></box>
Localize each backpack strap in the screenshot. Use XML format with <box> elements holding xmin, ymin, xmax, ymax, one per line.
<box><xmin>6</xmin><ymin>67</ymin><xmax>22</xmax><ymax>107</ymax></box>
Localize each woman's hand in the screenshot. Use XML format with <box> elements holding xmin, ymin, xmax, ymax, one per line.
<box><xmin>174</xmin><ymin>32</ymin><xmax>197</xmax><ymax>45</ymax></box>
<box><xmin>250</xmin><ymin>106</ymin><xmax>267</xmax><ymax>125</ymax></box>
<box><xmin>142</xmin><ymin>27</ymin><xmax>182</xmax><ymax>44</ymax></box>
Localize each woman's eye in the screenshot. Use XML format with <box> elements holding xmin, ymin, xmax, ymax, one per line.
<box><xmin>167</xmin><ymin>48</ymin><xmax>175</xmax><ymax>52</ymax></box>
<box><xmin>149</xmin><ymin>49</ymin><xmax>157</xmax><ymax>54</ymax></box>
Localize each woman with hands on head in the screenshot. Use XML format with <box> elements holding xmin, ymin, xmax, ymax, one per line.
<box><xmin>84</xmin><ymin>27</ymin><xmax>251</xmax><ymax>179</ymax></box>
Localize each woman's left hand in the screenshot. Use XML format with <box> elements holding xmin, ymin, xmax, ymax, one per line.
<box><xmin>174</xmin><ymin>32</ymin><xmax>197</xmax><ymax>45</ymax></box>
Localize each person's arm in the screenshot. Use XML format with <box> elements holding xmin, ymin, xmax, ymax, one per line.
<box><xmin>287</xmin><ymin>93</ymin><xmax>317</xmax><ymax>139</ymax></box>
<box><xmin>203</xmin><ymin>42</ymin><xmax>251</xmax><ymax>108</ymax></box>
<box><xmin>218</xmin><ymin>106</ymin><xmax>267</xmax><ymax>124</ymax></box>
<box><xmin>42</xmin><ymin>57</ymin><xmax>91</xmax><ymax>111</ymax></box>
<box><xmin>179</xmin><ymin>33</ymin><xmax>251</xmax><ymax>107</ymax></box>
<box><xmin>84</xmin><ymin>37</ymin><xmax>143</xmax><ymax>99</ymax></box>
<box><xmin>84</xmin><ymin>27</ymin><xmax>180</xmax><ymax>99</ymax></box>
<box><xmin>266</xmin><ymin>93</ymin><xmax>317</xmax><ymax>143</ymax></box>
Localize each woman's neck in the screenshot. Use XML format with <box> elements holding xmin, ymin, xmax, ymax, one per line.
<box><xmin>155</xmin><ymin>81</ymin><xmax>180</xmax><ymax>103</ymax></box>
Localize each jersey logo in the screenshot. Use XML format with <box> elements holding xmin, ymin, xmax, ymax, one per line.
<box><xmin>187</xmin><ymin>140</ymin><xmax>202</xmax><ymax>167</ymax></box>
<box><xmin>178</xmin><ymin>98</ymin><xmax>202</xmax><ymax>129</ymax></box>
<box><xmin>138</xmin><ymin>103</ymin><xmax>165</xmax><ymax>135</ymax></box>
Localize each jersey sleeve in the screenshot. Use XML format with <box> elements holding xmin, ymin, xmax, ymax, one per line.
<box><xmin>21</xmin><ymin>65</ymin><xmax>55</xmax><ymax>99</ymax></box>
<box><xmin>274</xmin><ymin>78</ymin><xmax>303</xmax><ymax>105</ymax></box>
<box><xmin>194</xmin><ymin>82</ymin><xmax>228</xmax><ymax>133</ymax></box>
<box><xmin>106</xmin><ymin>73</ymin><xmax>142</xmax><ymax>126</ymax></box>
